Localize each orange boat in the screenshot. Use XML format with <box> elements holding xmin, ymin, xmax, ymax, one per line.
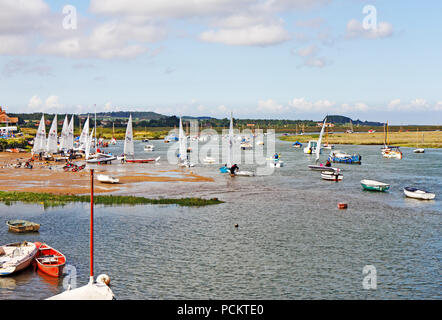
<box><xmin>34</xmin><ymin>242</ymin><xmax>66</xmax><ymax>277</ymax></box>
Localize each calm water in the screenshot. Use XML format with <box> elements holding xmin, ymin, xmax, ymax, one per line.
<box><xmin>0</xmin><ymin>137</ymin><xmax>441</xmax><ymax>299</ymax></box>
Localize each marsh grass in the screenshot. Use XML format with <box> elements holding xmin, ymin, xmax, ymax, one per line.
<box><xmin>0</xmin><ymin>191</ymin><xmax>223</xmax><ymax>207</ymax></box>
<box><xmin>280</xmin><ymin>131</ymin><xmax>442</xmax><ymax>148</ymax></box>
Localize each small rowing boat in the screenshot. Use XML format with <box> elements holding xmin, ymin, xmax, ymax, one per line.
<box><xmin>321</xmin><ymin>171</ymin><xmax>343</xmax><ymax>181</ymax></box>
<box><xmin>97</xmin><ymin>174</ymin><xmax>119</xmax><ymax>184</ymax></box>
<box><xmin>360</xmin><ymin>179</ymin><xmax>390</xmax><ymax>192</ymax></box>
<box><xmin>0</xmin><ymin>242</ymin><xmax>39</xmax><ymax>276</ymax></box>
<box><xmin>6</xmin><ymin>220</ymin><xmax>40</xmax><ymax>233</ymax></box>
<box><xmin>126</xmin><ymin>156</ymin><xmax>160</xmax><ymax>163</ymax></box>
<box><xmin>403</xmin><ymin>187</ymin><xmax>435</xmax><ymax>200</ymax></box>
<box><xmin>308</xmin><ymin>165</ymin><xmax>339</xmax><ymax>172</ymax></box>
<box><xmin>34</xmin><ymin>242</ymin><xmax>66</xmax><ymax>277</ymax></box>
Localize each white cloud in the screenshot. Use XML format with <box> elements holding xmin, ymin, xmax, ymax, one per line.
<box><xmin>27</xmin><ymin>95</ymin><xmax>64</xmax><ymax>113</ymax></box>
<box><xmin>346</xmin><ymin>19</ymin><xmax>393</xmax><ymax>39</ymax></box>
<box><xmin>28</xmin><ymin>95</ymin><xmax>43</xmax><ymax>110</ymax></box>
<box><xmin>199</xmin><ymin>23</ymin><xmax>291</xmax><ymax>46</ymax></box>
<box><xmin>258</xmin><ymin>99</ymin><xmax>287</xmax><ymax>113</ymax></box>
<box><xmin>296</xmin><ymin>45</ymin><xmax>317</xmax><ymax>57</ymax></box>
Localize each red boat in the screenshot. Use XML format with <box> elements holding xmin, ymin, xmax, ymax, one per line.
<box><xmin>125</xmin><ymin>156</ymin><xmax>160</xmax><ymax>163</ymax></box>
<box><xmin>34</xmin><ymin>242</ymin><xmax>66</xmax><ymax>277</ymax></box>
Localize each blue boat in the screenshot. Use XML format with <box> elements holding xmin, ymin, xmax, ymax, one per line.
<box><xmin>292</xmin><ymin>141</ymin><xmax>302</xmax><ymax>148</ymax></box>
<box><xmin>219</xmin><ymin>166</ymin><xmax>229</xmax><ymax>173</ymax></box>
<box><xmin>328</xmin><ymin>150</ymin><xmax>361</xmax><ymax>164</ymax></box>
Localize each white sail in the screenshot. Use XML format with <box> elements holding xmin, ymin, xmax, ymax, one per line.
<box><xmin>32</xmin><ymin>114</ymin><xmax>46</xmax><ymax>153</ymax></box>
<box><xmin>227</xmin><ymin>112</ymin><xmax>234</xmax><ymax>167</ymax></box>
<box><xmin>179</xmin><ymin>116</ymin><xmax>187</xmax><ymax>161</ymax></box>
<box><xmin>86</xmin><ymin>127</ymin><xmax>94</xmax><ymax>159</ymax></box>
<box><xmin>123</xmin><ymin>115</ymin><xmax>134</xmax><ymax>156</ymax></box>
<box><xmin>46</xmin><ymin>114</ymin><xmax>58</xmax><ymax>154</ymax></box>
<box><xmin>79</xmin><ymin>116</ymin><xmax>90</xmax><ymax>151</ymax></box>
<box><xmin>67</xmin><ymin>115</ymin><xmax>74</xmax><ymax>150</ymax></box>
<box><xmin>60</xmin><ymin>115</ymin><xmax>69</xmax><ymax>151</ymax></box>
<box><xmin>316</xmin><ymin>117</ymin><xmax>327</xmax><ymax>161</ymax></box>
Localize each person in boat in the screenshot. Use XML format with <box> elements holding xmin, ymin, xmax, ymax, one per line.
<box><xmin>273</xmin><ymin>153</ymin><xmax>279</xmax><ymax>160</ymax></box>
<box><xmin>325</xmin><ymin>160</ymin><xmax>331</xmax><ymax>167</ymax></box>
<box><xmin>230</xmin><ymin>164</ymin><xmax>239</xmax><ymax>175</ymax></box>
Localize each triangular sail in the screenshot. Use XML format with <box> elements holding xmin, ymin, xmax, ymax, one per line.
<box><xmin>79</xmin><ymin>116</ymin><xmax>90</xmax><ymax>151</ymax></box>
<box><xmin>46</xmin><ymin>114</ymin><xmax>58</xmax><ymax>154</ymax></box>
<box><xmin>124</xmin><ymin>115</ymin><xmax>134</xmax><ymax>156</ymax></box>
<box><xmin>227</xmin><ymin>112</ymin><xmax>234</xmax><ymax>167</ymax></box>
<box><xmin>316</xmin><ymin>117</ymin><xmax>327</xmax><ymax>161</ymax></box>
<box><xmin>67</xmin><ymin>115</ymin><xmax>74</xmax><ymax>150</ymax></box>
<box><xmin>33</xmin><ymin>114</ymin><xmax>46</xmax><ymax>153</ymax></box>
<box><xmin>86</xmin><ymin>128</ymin><xmax>94</xmax><ymax>159</ymax></box>
<box><xmin>60</xmin><ymin>115</ymin><xmax>69</xmax><ymax>151</ymax></box>
<box><xmin>179</xmin><ymin>117</ymin><xmax>187</xmax><ymax>161</ymax></box>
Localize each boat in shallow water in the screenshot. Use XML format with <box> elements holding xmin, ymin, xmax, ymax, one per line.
<box><xmin>34</xmin><ymin>242</ymin><xmax>66</xmax><ymax>278</ymax></box>
<box><xmin>328</xmin><ymin>150</ymin><xmax>362</xmax><ymax>164</ymax></box>
<box><xmin>6</xmin><ymin>220</ymin><xmax>40</xmax><ymax>233</ymax></box>
<box><xmin>321</xmin><ymin>171</ymin><xmax>343</xmax><ymax>181</ymax></box>
<box><xmin>0</xmin><ymin>242</ymin><xmax>39</xmax><ymax>276</ymax></box>
<box><xmin>360</xmin><ymin>180</ymin><xmax>390</xmax><ymax>192</ymax></box>
<box><xmin>403</xmin><ymin>187</ymin><xmax>435</xmax><ymax>200</ymax></box>
<box><xmin>308</xmin><ymin>165</ymin><xmax>339</xmax><ymax>172</ymax></box>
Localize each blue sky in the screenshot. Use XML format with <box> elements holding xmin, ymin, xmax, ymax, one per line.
<box><xmin>0</xmin><ymin>0</ymin><xmax>441</xmax><ymax>124</ymax></box>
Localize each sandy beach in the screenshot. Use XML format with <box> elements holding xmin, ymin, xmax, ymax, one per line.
<box><xmin>0</xmin><ymin>152</ymin><xmax>214</xmax><ymax>195</ymax></box>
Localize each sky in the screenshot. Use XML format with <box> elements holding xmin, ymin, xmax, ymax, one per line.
<box><xmin>0</xmin><ymin>0</ymin><xmax>441</xmax><ymax>124</ymax></box>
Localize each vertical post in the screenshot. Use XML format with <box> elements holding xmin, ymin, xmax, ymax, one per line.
<box><xmin>90</xmin><ymin>169</ymin><xmax>94</xmax><ymax>283</ymax></box>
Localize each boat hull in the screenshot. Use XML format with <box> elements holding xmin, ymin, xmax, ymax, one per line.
<box><xmin>360</xmin><ymin>180</ymin><xmax>390</xmax><ymax>192</ymax></box>
<box><xmin>0</xmin><ymin>242</ymin><xmax>38</xmax><ymax>276</ymax></box>
<box><xmin>6</xmin><ymin>220</ymin><xmax>40</xmax><ymax>233</ymax></box>
<box><xmin>35</xmin><ymin>243</ymin><xmax>66</xmax><ymax>278</ymax></box>
<box><xmin>321</xmin><ymin>171</ymin><xmax>343</xmax><ymax>181</ymax></box>
<box><xmin>404</xmin><ymin>188</ymin><xmax>435</xmax><ymax>200</ymax></box>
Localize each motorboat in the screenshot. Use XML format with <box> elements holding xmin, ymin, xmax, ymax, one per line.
<box><xmin>329</xmin><ymin>150</ymin><xmax>362</xmax><ymax>164</ymax></box>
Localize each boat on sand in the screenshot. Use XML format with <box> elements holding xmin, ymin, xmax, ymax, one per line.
<box><xmin>97</xmin><ymin>174</ymin><xmax>119</xmax><ymax>184</ymax></box>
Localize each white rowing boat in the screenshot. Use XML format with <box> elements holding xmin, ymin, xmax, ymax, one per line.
<box><xmin>0</xmin><ymin>242</ymin><xmax>38</xmax><ymax>276</ymax></box>
<box><xmin>403</xmin><ymin>187</ymin><xmax>435</xmax><ymax>200</ymax></box>
<box><xmin>97</xmin><ymin>174</ymin><xmax>119</xmax><ymax>184</ymax></box>
<box><xmin>321</xmin><ymin>171</ymin><xmax>343</xmax><ymax>181</ymax></box>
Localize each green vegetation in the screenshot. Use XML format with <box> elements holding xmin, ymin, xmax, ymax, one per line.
<box><xmin>0</xmin><ymin>191</ymin><xmax>224</xmax><ymax>207</ymax></box>
<box><xmin>280</xmin><ymin>130</ymin><xmax>442</xmax><ymax>148</ymax></box>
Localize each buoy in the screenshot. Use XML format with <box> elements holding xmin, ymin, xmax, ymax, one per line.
<box><xmin>338</xmin><ymin>203</ymin><xmax>348</xmax><ymax>209</ymax></box>
<box><xmin>97</xmin><ymin>274</ymin><xmax>111</xmax><ymax>286</ymax></box>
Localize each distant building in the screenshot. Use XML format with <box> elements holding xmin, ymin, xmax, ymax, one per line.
<box><xmin>317</xmin><ymin>122</ymin><xmax>334</xmax><ymax>128</ymax></box>
<box><xmin>0</xmin><ymin>107</ymin><xmax>18</xmax><ymax>124</ymax></box>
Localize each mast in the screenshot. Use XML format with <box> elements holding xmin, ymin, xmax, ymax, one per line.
<box><xmin>90</xmin><ymin>169</ymin><xmax>94</xmax><ymax>284</ymax></box>
<box><xmin>94</xmin><ymin>106</ymin><xmax>97</xmax><ymax>154</ymax></box>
